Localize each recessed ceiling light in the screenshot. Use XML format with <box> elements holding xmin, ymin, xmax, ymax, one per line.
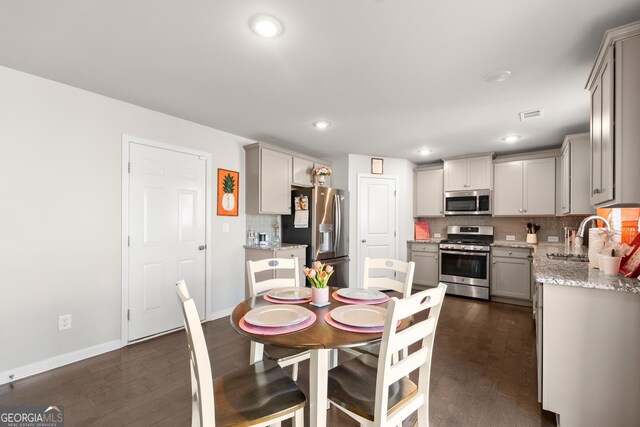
<box><xmin>418</xmin><ymin>149</ymin><xmax>432</xmax><ymax>155</ymax></box>
<box><xmin>312</xmin><ymin>120</ymin><xmax>331</xmax><ymax>129</ymax></box>
<box><xmin>502</xmin><ymin>135</ymin><xmax>521</xmax><ymax>143</ymax></box>
<box><xmin>250</xmin><ymin>15</ymin><xmax>283</xmax><ymax>38</ymax></box>
<box><xmin>484</xmin><ymin>70</ymin><xmax>512</xmax><ymax>83</ymax></box>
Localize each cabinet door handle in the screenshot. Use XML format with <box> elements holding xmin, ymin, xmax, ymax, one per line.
<box><xmin>523</xmin><ymin>209</ymin><xmax>527</xmax><ymax>213</ymax></box>
<box><xmin>508</xmin><ymin>251</ymin><xmax>512</xmax><ymax>255</ymax></box>
<box><xmin>492</xmin><ymin>261</ymin><xmax>496</xmax><ymax>264</ymax></box>
<box><xmin>519</xmin><ymin>208</ymin><xmax>523</xmax><ymax>213</ymax></box>
<box><xmin>435</xmin><ymin>257</ymin><xmax>438</xmax><ymax>261</ymax></box>
<box><xmin>290</xmin><ymin>254</ymin><xmax>295</xmax><ymax>257</ymax></box>
<box><xmin>361</xmin><ymin>239</ymin><xmax>367</xmax><ymax>243</ymax></box>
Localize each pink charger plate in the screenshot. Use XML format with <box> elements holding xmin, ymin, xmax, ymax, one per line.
<box><xmin>240</xmin><ymin>311</ymin><xmax>317</xmax><ymax>335</ymax></box>
<box><xmin>332</xmin><ymin>291</ymin><xmax>389</xmax><ymax>305</ymax></box>
<box><xmin>263</xmin><ymin>294</ymin><xmax>312</xmax><ymax>304</ymax></box>
<box><xmin>324</xmin><ymin>312</ymin><xmax>394</xmax><ymax>334</ymax></box>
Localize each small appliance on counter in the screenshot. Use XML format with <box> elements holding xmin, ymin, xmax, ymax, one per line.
<box><xmin>281</xmin><ymin>187</ymin><xmax>349</xmax><ymax>287</ymax></box>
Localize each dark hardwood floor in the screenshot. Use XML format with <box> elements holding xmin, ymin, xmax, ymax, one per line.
<box><xmin>0</xmin><ymin>296</ymin><xmax>556</xmax><ymax>426</ymax></box>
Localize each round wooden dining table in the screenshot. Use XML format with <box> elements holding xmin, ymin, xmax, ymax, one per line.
<box><xmin>230</xmin><ymin>287</ymin><xmax>411</xmax><ymax>427</ymax></box>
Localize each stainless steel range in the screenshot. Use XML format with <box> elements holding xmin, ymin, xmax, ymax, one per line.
<box><xmin>439</xmin><ymin>225</ymin><xmax>494</xmax><ymax>300</ymax></box>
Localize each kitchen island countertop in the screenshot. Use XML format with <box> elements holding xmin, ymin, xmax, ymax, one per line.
<box><xmin>531</xmin><ymin>243</ymin><xmax>640</xmax><ymax>293</ymax></box>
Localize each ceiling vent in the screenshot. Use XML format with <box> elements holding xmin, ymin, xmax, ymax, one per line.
<box><xmin>519</xmin><ymin>109</ymin><xmax>544</xmax><ymax>121</ymax></box>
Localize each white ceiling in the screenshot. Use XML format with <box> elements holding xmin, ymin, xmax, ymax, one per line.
<box><xmin>2</xmin><ymin>1</ymin><xmax>640</xmax><ymax>164</ymax></box>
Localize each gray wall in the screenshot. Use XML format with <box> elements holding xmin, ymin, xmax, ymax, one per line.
<box><xmin>0</xmin><ymin>66</ymin><xmax>250</xmax><ymax>380</ymax></box>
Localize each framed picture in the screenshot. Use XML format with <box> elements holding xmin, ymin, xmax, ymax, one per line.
<box><xmin>371</xmin><ymin>157</ymin><xmax>384</xmax><ymax>174</ymax></box>
<box><xmin>217</xmin><ymin>169</ymin><xmax>239</xmax><ymax>216</ymax></box>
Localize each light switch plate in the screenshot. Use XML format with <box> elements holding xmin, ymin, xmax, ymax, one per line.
<box><xmin>548</xmin><ymin>235</ymin><xmax>559</xmax><ymax>242</ymax></box>
<box><xmin>434</xmin><ymin>233</ymin><xmax>441</xmax><ymax>238</ymax></box>
<box><xmin>222</xmin><ymin>223</ymin><xmax>229</xmax><ymax>233</ymax></box>
<box><xmin>506</xmin><ymin>235</ymin><xmax>516</xmax><ymax>241</ymax></box>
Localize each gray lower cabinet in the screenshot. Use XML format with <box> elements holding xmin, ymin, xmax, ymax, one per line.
<box><xmin>408</xmin><ymin>243</ymin><xmax>439</xmax><ymax>289</ymax></box>
<box><xmin>490</xmin><ymin>247</ymin><xmax>532</xmax><ymax>300</ymax></box>
<box><xmin>244</xmin><ymin>246</ymin><xmax>306</xmax><ymax>298</ymax></box>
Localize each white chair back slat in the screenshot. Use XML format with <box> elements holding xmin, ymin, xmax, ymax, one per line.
<box><xmin>362</xmin><ymin>257</ymin><xmax>415</xmax><ymax>297</ymax></box>
<box><xmin>386</xmin><ymin>346</ymin><xmax>429</xmax><ymax>385</ymax></box>
<box><xmin>247</xmin><ymin>258</ymin><xmax>300</xmax><ymax>297</ymax></box>
<box><xmin>387</xmin><ymin>317</ymin><xmax>436</xmax><ymax>354</ymax></box>
<box><xmin>372</xmin><ymin>283</ymin><xmax>446</xmax><ymax>424</ymax></box>
<box><xmin>176</xmin><ymin>280</ymin><xmax>216</xmax><ymax>427</ymax></box>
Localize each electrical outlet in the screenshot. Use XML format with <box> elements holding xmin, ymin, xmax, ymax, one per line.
<box><xmin>548</xmin><ymin>236</ymin><xmax>559</xmax><ymax>242</ymax></box>
<box><xmin>222</xmin><ymin>223</ymin><xmax>229</xmax><ymax>233</ymax></box>
<box><xmin>434</xmin><ymin>233</ymin><xmax>441</xmax><ymax>238</ymax></box>
<box><xmin>58</xmin><ymin>314</ymin><xmax>72</xmax><ymax>331</ymax></box>
<box><xmin>506</xmin><ymin>235</ymin><xmax>516</xmax><ymax>241</ymax></box>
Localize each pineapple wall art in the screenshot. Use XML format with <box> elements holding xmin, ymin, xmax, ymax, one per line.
<box><xmin>217</xmin><ymin>169</ymin><xmax>239</xmax><ymax>216</ymax></box>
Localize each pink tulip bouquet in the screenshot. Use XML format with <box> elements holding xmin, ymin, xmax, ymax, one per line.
<box><xmin>304</xmin><ymin>261</ymin><xmax>334</xmax><ymax>288</ymax></box>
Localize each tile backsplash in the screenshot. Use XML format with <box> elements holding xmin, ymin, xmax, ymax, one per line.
<box><xmin>246</xmin><ymin>214</ymin><xmax>280</xmax><ymax>243</ymax></box>
<box><xmin>420</xmin><ymin>216</ymin><xmax>585</xmax><ymax>243</ymax></box>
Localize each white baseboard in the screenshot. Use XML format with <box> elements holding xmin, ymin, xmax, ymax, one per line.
<box><xmin>208</xmin><ymin>306</ymin><xmax>233</xmax><ymax>321</ymax></box>
<box><xmin>0</xmin><ymin>340</ymin><xmax>121</xmax><ymax>385</ymax></box>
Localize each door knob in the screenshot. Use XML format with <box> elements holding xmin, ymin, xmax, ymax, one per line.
<box><xmin>198</xmin><ymin>245</ymin><xmax>206</xmax><ymax>251</ymax></box>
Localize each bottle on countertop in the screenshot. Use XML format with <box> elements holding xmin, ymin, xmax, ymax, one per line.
<box><xmin>247</xmin><ymin>227</ymin><xmax>256</xmax><ymax>246</ymax></box>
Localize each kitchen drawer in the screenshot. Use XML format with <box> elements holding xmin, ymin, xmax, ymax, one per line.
<box><xmin>491</xmin><ymin>247</ymin><xmax>532</xmax><ymax>259</ymax></box>
<box><xmin>410</xmin><ymin>243</ymin><xmax>439</xmax><ymax>253</ymax></box>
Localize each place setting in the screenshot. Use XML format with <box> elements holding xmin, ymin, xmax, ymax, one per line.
<box><xmin>263</xmin><ymin>286</ymin><xmax>313</xmax><ymax>304</ymax></box>
<box><xmin>331</xmin><ymin>287</ymin><xmax>390</xmax><ymax>305</ymax></box>
<box><xmin>239</xmin><ymin>304</ymin><xmax>316</xmax><ymax>335</ymax></box>
<box><xmin>325</xmin><ymin>305</ymin><xmax>394</xmax><ymax>333</ymax></box>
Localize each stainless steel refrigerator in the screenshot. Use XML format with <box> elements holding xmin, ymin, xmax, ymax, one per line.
<box><xmin>281</xmin><ymin>187</ymin><xmax>349</xmax><ymax>287</ymax></box>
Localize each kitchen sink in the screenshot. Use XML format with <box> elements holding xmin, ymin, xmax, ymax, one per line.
<box><xmin>546</xmin><ymin>253</ymin><xmax>589</xmax><ymax>262</ymax></box>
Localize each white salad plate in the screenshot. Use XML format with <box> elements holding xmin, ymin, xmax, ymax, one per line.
<box><xmin>330</xmin><ymin>305</ymin><xmax>387</xmax><ymax>328</ymax></box>
<box><xmin>267</xmin><ymin>287</ymin><xmax>312</xmax><ymax>300</ymax></box>
<box><xmin>244</xmin><ymin>305</ymin><xmax>311</xmax><ymax>327</ymax></box>
<box><xmin>336</xmin><ymin>288</ymin><xmax>386</xmax><ymax>301</ymax></box>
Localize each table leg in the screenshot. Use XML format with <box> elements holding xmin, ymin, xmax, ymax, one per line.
<box><xmin>249</xmin><ymin>341</ymin><xmax>263</xmax><ymax>364</ymax></box>
<box><xmin>310</xmin><ymin>348</ymin><xmax>330</xmax><ymax>427</ymax></box>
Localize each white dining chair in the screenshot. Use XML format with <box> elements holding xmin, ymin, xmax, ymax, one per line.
<box><xmin>362</xmin><ymin>257</ymin><xmax>415</xmax><ymax>297</ymax></box>
<box><xmin>327</xmin><ymin>283</ymin><xmax>447</xmax><ymax>427</ymax></box>
<box><xmin>175</xmin><ymin>280</ymin><xmax>306</xmax><ymax>427</ymax></box>
<box><xmin>246</xmin><ymin>258</ymin><xmax>311</xmax><ymax>381</ymax></box>
<box><xmin>349</xmin><ymin>257</ymin><xmax>416</xmax><ymax>359</ymax></box>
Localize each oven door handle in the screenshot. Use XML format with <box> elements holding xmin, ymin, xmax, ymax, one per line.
<box><xmin>440</xmin><ymin>250</ymin><xmax>489</xmax><ymax>257</ymax></box>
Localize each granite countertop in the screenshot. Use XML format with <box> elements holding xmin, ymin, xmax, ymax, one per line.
<box><xmin>407</xmin><ymin>239</ymin><xmax>442</xmax><ymax>244</ymax></box>
<box><xmin>243</xmin><ymin>243</ymin><xmax>308</xmax><ymax>250</ymax></box>
<box><xmin>492</xmin><ymin>240</ymin><xmax>536</xmax><ymax>249</ymax></box>
<box><xmin>532</xmin><ymin>243</ymin><xmax>640</xmax><ymax>294</ymax></box>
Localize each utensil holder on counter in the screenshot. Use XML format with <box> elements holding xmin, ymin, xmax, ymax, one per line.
<box><xmin>526</xmin><ymin>234</ymin><xmax>538</xmax><ymax>244</ymax></box>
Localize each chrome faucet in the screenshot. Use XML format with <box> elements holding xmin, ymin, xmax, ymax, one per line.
<box><xmin>574</xmin><ymin>215</ymin><xmax>611</xmax><ymax>247</ymax></box>
<box><xmin>577</xmin><ymin>215</ymin><xmax>611</xmax><ymax>237</ymax></box>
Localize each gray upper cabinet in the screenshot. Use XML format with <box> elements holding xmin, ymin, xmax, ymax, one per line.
<box><xmin>494</xmin><ymin>157</ymin><xmax>556</xmax><ymax>216</ymax></box>
<box><xmin>245</xmin><ymin>142</ymin><xmax>332</xmax><ymax>214</ymax></box>
<box><xmin>245</xmin><ymin>144</ymin><xmax>292</xmax><ymax>214</ymax></box>
<box><xmin>558</xmin><ymin>133</ymin><xmax>594</xmax><ymax>215</ymax></box>
<box><xmin>443</xmin><ymin>154</ymin><xmax>493</xmax><ymax>191</ymax></box>
<box><xmin>292</xmin><ymin>156</ymin><xmax>314</xmax><ymax>187</ymax></box>
<box><xmin>587</xmin><ymin>21</ymin><xmax>640</xmax><ymax>207</ymax></box>
<box><xmin>414</xmin><ymin>166</ymin><xmax>444</xmax><ymax>217</ymax></box>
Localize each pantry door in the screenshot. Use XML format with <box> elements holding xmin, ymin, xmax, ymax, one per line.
<box><xmin>127</xmin><ymin>141</ymin><xmax>207</xmax><ymax>342</ymax></box>
<box><xmin>357</xmin><ymin>175</ymin><xmax>398</xmax><ymax>287</ymax></box>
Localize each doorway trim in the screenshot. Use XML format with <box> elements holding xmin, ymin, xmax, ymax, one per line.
<box><xmin>356</xmin><ymin>173</ymin><xmax>399</xmax><ymax>288</ymax></box>
<box><xmin>121</xmin><ymin>135</ymin><xmax>213</xmax><ymax>346</ymax></box>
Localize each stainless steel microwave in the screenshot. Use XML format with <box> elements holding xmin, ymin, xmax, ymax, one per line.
<box><xmin>444</xmin><ymin>189</ymin><xmax>492</xmax><ymax>215</ymax></box>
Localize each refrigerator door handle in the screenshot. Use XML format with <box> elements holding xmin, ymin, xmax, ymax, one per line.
<box><xmin>334</xmin><ymin>194</ymin><xmax>340</xmax><ymax>254</ymax></box>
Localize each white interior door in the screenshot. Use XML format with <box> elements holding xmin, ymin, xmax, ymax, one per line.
<box><xmin>128</xmin><ymin>142</ymin><xmax>206</xmax><ymax>341</ymax></box>
<box><xmin>358</xmin><ymin>175</ymin><xmax>397</xmax><ymax>287</ymax></box>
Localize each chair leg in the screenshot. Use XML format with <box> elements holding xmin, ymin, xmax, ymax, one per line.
<box><xmin>293</xmin><ymin>408</ymin><xmax>304</xmax><ymax>427</ymax></box>
<box><xmin>417</xmin><ymin>403</ymin><xmax>429</xmax><ymax>427</ymax></box>
<box><xmin>292</xmin><ymin>362</ymin><xmax>299</xmax><ymax>381</ymax></box>
<box><xmin>250</xmin><ymin>341</ymin><xmax>264</xmax><ymax>364</ymax></box>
